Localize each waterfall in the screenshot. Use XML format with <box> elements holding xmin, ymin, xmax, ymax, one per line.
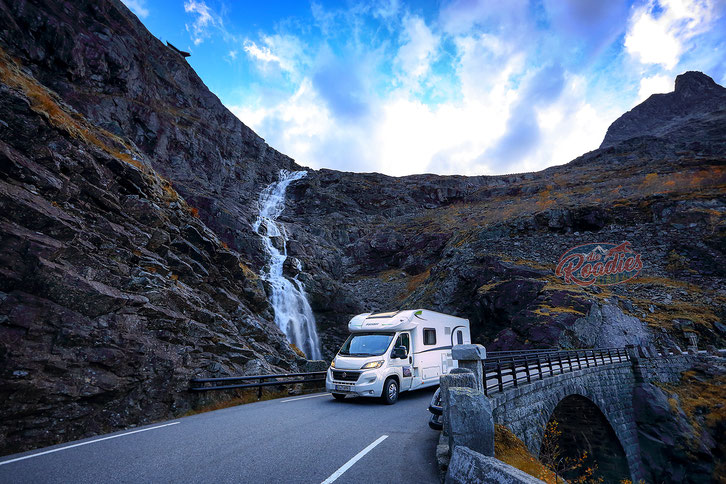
<box><xmin>252</xmin><ymin>170</ymin><xmax>322</xmax><ymax>360</ymax></box>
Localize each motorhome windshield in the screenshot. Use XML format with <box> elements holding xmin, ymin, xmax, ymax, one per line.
<box><xmin>339</xmin><ymin>332</ymin><xmax>394</xmax><ymax>357</ymax></box>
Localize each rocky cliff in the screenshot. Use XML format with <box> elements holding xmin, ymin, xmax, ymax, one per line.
<box><xmin>0</xmin><ymin>0</ymin><xmax>307</xmax><ymax>455</ymax></box>
<box><xmin>0</xmin><ymin>0</ymin><xmax>724</xmax><ymax>456</ymax></box>
<box><xmin>285</xmin><ymin>87</ymin><xmax>726</xmax><ymax>356</ymax></box>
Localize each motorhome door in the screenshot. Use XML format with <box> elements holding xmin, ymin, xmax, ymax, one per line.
<box><xmin>391</xmin><ymin>332</ymin><xmax>413</xmax><ymax>391</ymax></box>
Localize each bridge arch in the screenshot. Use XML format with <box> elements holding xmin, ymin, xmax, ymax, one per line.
<box><xmin>540</xmin><ymin>393</ymin><xmax>630</xmax><ymax>482</ymax></box>
<box><xmin>490</xmin><ymin>361</ymin><xmax>643</xmax><ymax>482</ymax></box>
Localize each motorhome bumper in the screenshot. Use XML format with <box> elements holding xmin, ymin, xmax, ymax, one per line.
<box><xmin>326</xmin><ymin>370</ymin><xmax>383</xmax><ymax>397</ymax></box>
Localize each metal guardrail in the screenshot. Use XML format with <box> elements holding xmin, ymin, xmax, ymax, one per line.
<box><xmin>481</xmin><ymin>347</ymin><xmax>629</xmax><ymax>396</ymax></box>
<box><xmin>426</xmin><ymin>346</ymin><xmax>631</xmax><ymax>430</ymax></box>
<box><xmin>190</xmin><ymin>371</ymin><xmax>327</xmax><ymax>399</ymax></box>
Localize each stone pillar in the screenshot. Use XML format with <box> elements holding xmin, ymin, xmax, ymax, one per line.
<box><xmin>452</xmin><ymin>344</ymin><xmax>487</xmax><ymax>394</ymax></box>
<box><xmin>440</xmin><ymin>369</ymin><xmax>477</xmax><ymax>436</ymax></box>
<box><xmin>625</xmin><ymin>344</ymin><xmax>639</xmax><ymax>361</ymax></box>
<box><xmin>637</xmin><ymin>345</ymin><xmax>650</xmax><ymax>358</ymax></box>
<box><xmin>446</xmin><ymin>387</ymin><xmax>495</xmax><ymax>457</ymax></box>
<box><xmin>627</xmin><ymin>344</ymin><xmax>646</xmax><ymax>383</ymax></box>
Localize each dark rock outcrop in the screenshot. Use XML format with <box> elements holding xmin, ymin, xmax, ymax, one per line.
<box><xmin>0</xmin><ymin>44</ymin><xmax>302</xmax><ymax>454</ymax></box>
<box><xmin>0</xmin><ymin>0</ymin><xmax>299</xmax><ymax>262</ymax></box>
<box><xmin>600</xmin><ymin>71</ymin><xmax>726</xmax><ymax>148</ymax></box>
<box><xmin>632</xmin><ymin>360</ymin><xmax>726</xmax><ymax>483</ymax></box>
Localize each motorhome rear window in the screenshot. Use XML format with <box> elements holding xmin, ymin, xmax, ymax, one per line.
<box><xmin>423</xmin><ymin>328</ymin><xmax>436</xmax><ymax>345</ymax></box>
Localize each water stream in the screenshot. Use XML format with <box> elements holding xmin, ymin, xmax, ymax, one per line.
<box><xmin>252</xmin><ymin>170</ymin><xmax>322</xmax><ymax>360</ymax></box>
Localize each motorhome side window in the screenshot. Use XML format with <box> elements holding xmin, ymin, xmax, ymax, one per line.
<box><xmin>395</xmin><ymin>333</ymin><xmax>410</xmax><ymax>354</ymax></box>
<box><xmin>423</xmin><ymin>328</ymin><xmax>436</xmax><ymax>345</ymax></box>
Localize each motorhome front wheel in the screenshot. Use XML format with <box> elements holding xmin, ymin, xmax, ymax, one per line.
<box><xmin>382</xmin><ymin>378</ymin><xmax>399</xmax><ymax>405</ymax></box>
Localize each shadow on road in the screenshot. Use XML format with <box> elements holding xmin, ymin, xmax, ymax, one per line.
<box><xmin>323</xmin><ymin>386</ymin><xmax>437</xmax><ymax>406</ymax></box>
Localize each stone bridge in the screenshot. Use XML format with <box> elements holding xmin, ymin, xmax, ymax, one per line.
<box><xmin>441</xmin><ymin>345</ymin><xmax>702</xmax><ymax>483</ymax></box>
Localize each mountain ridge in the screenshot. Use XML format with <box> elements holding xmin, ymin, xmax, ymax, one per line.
<box><xmin>600</xmin><ymin>71</ymin><xmax>726</xmax><ymax>149</ymax></box>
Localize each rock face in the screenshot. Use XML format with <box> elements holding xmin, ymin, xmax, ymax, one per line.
<box><xmin>286</xmin><ymin>133</ymin><xmax>726</xmax><ymax>355</ymax></box>
<box><xmin>632</xmin><ymin>359</ymin><xmax>726</xmax><ymax>483</ymax></box>
<box><xmin>0</xmin><ymin>28</ymin><xmax>303</xmax><ymax>454</ymax></box>
<box><xmin>600</xmin><ymin>71</ymin><xmax>726</xmax><ymax>148</ymax></box>
<box><xmin>0</xmin><ymin>0</ymin><xmax>299</xmax><ymax>261</ymax></box>
<box><xmin>0</xmin><ymin>0</ymin><xmax>725</xmax><ymax>458</ymax></box>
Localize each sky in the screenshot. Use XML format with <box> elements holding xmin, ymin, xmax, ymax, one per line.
<box><xmin>122</xmin><ymin>0</ymin><xmax>726</xmax><ymax>176</ymax></box>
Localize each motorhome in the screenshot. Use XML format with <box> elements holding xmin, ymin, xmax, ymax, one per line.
<box><xmin>325</xmin><ymin>309</ymin><xmax>471</xmax><ymax>404</ymax></box>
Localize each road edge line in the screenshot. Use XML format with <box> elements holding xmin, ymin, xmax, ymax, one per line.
<box><xmin>280</xmin><ymin>393</ymin><xmax>329</xmax><ymax>403</ymax></box>
<box><xmin>320</xmin><ymin>434</ymin><xmax>388</xmax><ymax>484</ymax></box>
<box><xmin>0</xmin><ymin>422</ymin><xmax>181</xmax><ymax>466</ymax></box>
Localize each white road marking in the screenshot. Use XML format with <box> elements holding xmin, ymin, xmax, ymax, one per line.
<box><xmin>0</xmin><ymin>422</ymin><xmax>180</xmax><ymax>466</ymax></box>
<box><xmin>320</xmin><ymin>434</ymin><xmax>388</xmax><ymax>484</ymax></box>
<box><xmin>280</xmin><ymin>393</ymin><xmax>329</xmax><ymax>403</ymax></box>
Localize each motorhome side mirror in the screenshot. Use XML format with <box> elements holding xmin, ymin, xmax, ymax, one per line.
<box><xmin>392</xmin><ymin>346</ymin><xmax>407</xmax><ymax>359</ymax></box>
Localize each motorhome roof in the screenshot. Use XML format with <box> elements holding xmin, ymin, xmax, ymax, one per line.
<box><xmin>348</xmin><ymin>309</ymin><xmax>467</xmax><ymax>333</ymax></box>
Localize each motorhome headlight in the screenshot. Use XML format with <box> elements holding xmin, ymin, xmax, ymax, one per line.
<box><xmin>361</xmin><ymin>360</ymin><xmax>384</xmax><ymax>370</ymax></box>
<box><xmin>330</xmin><ymin>360</ymin><xmax>336</xmax><ymax>368</ymax></box>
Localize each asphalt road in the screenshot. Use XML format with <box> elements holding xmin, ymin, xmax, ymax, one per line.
<box><xmin>0</xmin><ymin>388</ymin><xmax>439</xmax><ymax>484</ymax></box>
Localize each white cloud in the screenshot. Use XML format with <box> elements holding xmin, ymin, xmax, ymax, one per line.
<box><xmin>242</xmin><ymin>35</ymin><xmax>307</xmax><ymax>76</ymax></box>
<box><xmin>372</xmin><ymin>0</ymin><xmax>400</xmax><ymax>20</ymax></box>
<box><xmin>218</xmin><ymin>0</ymin><xmax>723</xmax><ymax>177</ymax></box>
<box><xmin>244</xmin><ymin>40</ymin><xmax>282</xmax><ymax>65</ymax></box>
<box><xmin>122</xmin><ymin>0</ymin><xmax>149</xmax><ymax>18</ymax></box>
<box><xmin>440</xmin><ymin>0</ymin><xmax>530</xmax><ymax>35</ymax></box>
<box><xmin>637</xmin><ymin>73</ymin><xmax>673</xmax><ymax>100</ymax></box>
<box><xmin>184</xmin><ymin>0</ymin><xmax>221</xmax><ymax>45</ymax></box>
<box><xmin>395</xmin><ymin>16</ymin><xmax>439</xmax><ymax>85</ymax></box>
<box><xmin>226</xmin><ymin>66</ymin><xmax>615</xmax><ymax>177</ymax></box>
<box><xmin>625</xmin><ymin>0</ymin><xmax>718</xmax><ymax>69</ymax></box>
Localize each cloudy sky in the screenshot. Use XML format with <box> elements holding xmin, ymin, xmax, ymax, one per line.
<box><xmin>123</xmin><ymin>0</ymin><xmax>726</xmax><ymax>176</ymax></box>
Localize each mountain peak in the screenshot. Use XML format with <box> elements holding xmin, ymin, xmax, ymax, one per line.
<box><xmin>600</xmin><ymin>71</ymin><xmax>726</xmax><ymax>149</ymax></box>
<box><xmin>674</xmin><ymin>71</ymin><xmax>719</xmax><ymax>95</ymax></box>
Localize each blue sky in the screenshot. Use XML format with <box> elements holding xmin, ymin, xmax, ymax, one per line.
<box><xmin>122</xmin><ymin>0</ymin><xmax>726</xmax><ymax>176</ymax></box>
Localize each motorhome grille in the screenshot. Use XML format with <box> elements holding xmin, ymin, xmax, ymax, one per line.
<box><xmin>332</xmin><ymin>370</ymin><xmax>361</xmax><ymax>382</ymax></box>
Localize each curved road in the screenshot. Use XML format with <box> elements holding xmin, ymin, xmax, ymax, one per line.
<box><xmin>0</xmin><ymin>388</ymin><xmax>439</xmax><ymax>484</ymax></box>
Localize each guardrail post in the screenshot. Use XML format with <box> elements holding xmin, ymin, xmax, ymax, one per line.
<box><xmin>496</xmin><ymin>361</ymin><xmax>503</xmax><ymax>392</ymax></box>
<box><xmin>547</xmin><ymin>355</ymin><xmax>553</xmax><ymax>376</ymax></box>
<box><xmin>537</xmin><ymin>356</ymin><xmax>543</xmax><ymax>380</ymax></box>
<box><xmin>258</xmin><ymin>378</ymin><xmax>263</xmax><ymax>399</ymax></box>
<box><xmin>452</xmin><ymin>344</ymin><xmax>487</xmax><ymax>394</ymax></box>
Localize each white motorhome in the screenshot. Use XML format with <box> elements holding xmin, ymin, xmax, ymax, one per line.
<box><xmin>325</xmin><ymin>309</ymin><xmax>471</xmax><ymax>404</ymax></box>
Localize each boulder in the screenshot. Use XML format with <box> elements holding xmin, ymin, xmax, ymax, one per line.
<box><xmin>445</xmin><ymin>446</ymin><xmax>545</xmax><ymax>484</ymax></box>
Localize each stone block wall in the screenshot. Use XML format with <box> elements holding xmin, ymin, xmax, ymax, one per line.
<box><xmin>632</xmin><ymin>354</ymin><xmax>697</xmax><ymax>383</ymax></box>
